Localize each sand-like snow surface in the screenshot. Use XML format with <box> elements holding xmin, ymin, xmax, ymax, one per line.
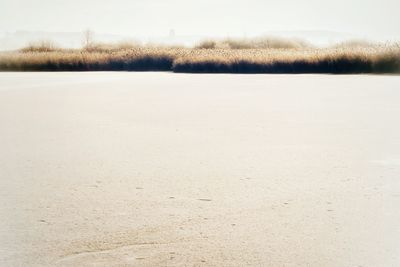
<box><xmin>1</xmin><ymin>73</ymin><xmax>399</xmax><ymax>266</ymax></box>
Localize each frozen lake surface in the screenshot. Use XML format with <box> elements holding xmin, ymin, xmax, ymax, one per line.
<box><xmin>1</xmin><ymin>72</ymin><xmax>400</xmax><ymax>266</ymax></box>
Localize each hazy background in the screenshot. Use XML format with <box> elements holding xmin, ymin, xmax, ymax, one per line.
<box><xmin>0</xmin><ymin>0</ymin><xmax>399</xmax><ymax>50</ymax></box>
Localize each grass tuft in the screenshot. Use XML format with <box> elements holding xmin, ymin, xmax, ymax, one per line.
<box><xmin>195</xmin><ymin>37</ymin><xmax>310</xmax><ymax>50</ymax></box>
<box><xmin>19</xmin><ymin>40</ymin><xmax>61</xmax><ymax>53</ymax></box>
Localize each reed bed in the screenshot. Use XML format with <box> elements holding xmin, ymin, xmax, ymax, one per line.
<box><xmin>0</xmin><ymin>40</ymin><xmax>399</xmax><ymax>73</ymax></box>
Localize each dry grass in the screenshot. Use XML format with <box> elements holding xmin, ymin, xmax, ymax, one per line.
<box><xmin>1</xmin><ymin>39</ymin><xmax>399</xmax><ymax>73</ymax></box>
<box><xmin>174</xmin><ymin>46</ymin><xmax>400</xmax><ymax>73</ymax></box>
<box><xmin>195</xmin><ymin>37</ymin><xmax>310</xmax><ymax>49</ymax></box>
<box><xmin>82</xmin><ymin>41</ymin><xmax>142</xmax><ymax>53</ymax></box>
<box><xmin>0</xmin><ymin>48</ymin><xmax>177</xmax><ymax>71</ymax></box>
<box><xmin>19</xmin><ymin>40</ymin><xmax>62</xmax><ymax>53</ymax></box>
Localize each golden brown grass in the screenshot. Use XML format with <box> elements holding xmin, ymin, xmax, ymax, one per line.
<box><xmin>1</xmin><ymin>39</ymin><xmax>399</xmax><ymax>73</ymax></box>
<box><xmin>195</xmin><ymin>37</ymin><xmax>311</xmax><ymax>49</ymax></box>
<box><xmin>19</xmin><ymin>40</ymin><xmax>62</xmax><ymax>53</ymax></box>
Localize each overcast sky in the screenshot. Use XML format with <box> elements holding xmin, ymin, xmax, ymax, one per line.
<box><xmin>1</xmin><ymin>0</ymin><xmax>399</xmax><ymax>40</ymax></box>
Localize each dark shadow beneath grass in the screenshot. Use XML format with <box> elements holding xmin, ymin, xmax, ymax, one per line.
<box><xmin>172</xmin><ymin>57</ymin><xmax>397</xmax><ymax>74</ymax></box>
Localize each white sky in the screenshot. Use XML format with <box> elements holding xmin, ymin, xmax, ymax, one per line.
<box><xmin>1</xmin><ymin>0</ymin><xmax>399</xmax><ymax>39</ymax></box>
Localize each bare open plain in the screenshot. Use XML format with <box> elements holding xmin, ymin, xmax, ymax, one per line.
<box><xmin>0</xmin><ymin>73</ymin><xmax>400</xmax><ymax>266</ymax></box>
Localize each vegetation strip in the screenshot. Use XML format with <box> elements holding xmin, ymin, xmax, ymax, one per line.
<box><xmin>1</xmin><ymin>39</ymin><xmax>399</xmax><ymax>73</ymax></box>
